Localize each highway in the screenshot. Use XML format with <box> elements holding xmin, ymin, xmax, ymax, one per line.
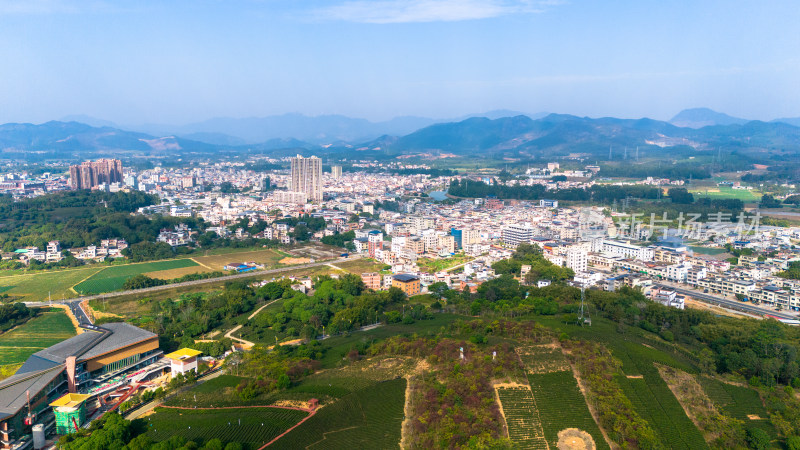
<box><xmin>26</xmin><ymin>255</ymin><xmax>364</xmax><ymax>323</ymax></box>
<box><xmin>654</xmin><ymin>283</ymin><xmax>799</xmax><ymax>321</ymax></box>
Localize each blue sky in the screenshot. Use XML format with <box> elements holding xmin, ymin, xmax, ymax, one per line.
<box><xmin>1</xmin><ymin>0</ymin><xmax>799</xmax><ymax>124</ymax></box>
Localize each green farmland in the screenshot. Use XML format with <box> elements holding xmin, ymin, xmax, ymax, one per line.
<box><xmin>690</xmin><ymin>186</ymin><xmax>758</xmax><ymax>202</ymax></box>
<box><xmin>276</xmin><ymin>378</ymin><xmax>406</xmax><ymax>449</ymax></box>
<box><xmin>496</xmin><ymin>386</ymin><xmax>548</xmax><ymax>449</ymax></box>
<box><xmin>528</xmin><ymin>371</ymin><xmax>610</xmax><ymax>450</ymax></box>
<box><xmin>0</xmin><ymin>309</ymin><xmax>76</xmax><ymax>365</ymax></box>
<box><xmin>143</xmin><ymin>406</ymin><xmax>308</xmax><ymax>448</ymax></box>
<box><xmin>73</xmin><ymin>259</ymin><xmax>199</xmax><ymax>295</ymax></box>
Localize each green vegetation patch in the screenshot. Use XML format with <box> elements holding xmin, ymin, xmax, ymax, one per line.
<box><xmin>74</xmin><ymin>259</ymin><xmax>198</xmax><ymax>294</ymax></box>
<box><xmin>698</xmin><ymin>376</ymin><xmax>776</xmax><ymax>438</ymax></box>
<box><xmin>528</xmin><ymin>371</ymin><xmax>610</xmax><ymax>450</ymax></box>
<box><xmin>496</xmin><ymin>386</ymin><xmax>548</xmax><ymax>449</ymax></box>
<box><xmin>617</xmin><ymin>373</ymin><xmax>708</xmax><ymax>449</ymax></box>
<box><xmin>143</xmin><ymin>406</ymin><xmax>308</xmax><ymax>448</ymax></box>
<box><xmin>0</xmin><ymin>310</ymin><xmax>76</xmax><ymax>365</ymax></box>
<box><xmin>276</xmin><ymin>378</ymin><xmax>405</xmax><ymax>449</ymax></box>
<box><xmin>690</xmin><ymin>186</ymin><xmax>758</xmax><ymax>202</ymax></box>
<box><xmin>516</xmin><ymin>345</ymin><xmax>569</xmax><ymax>374</ymax></box>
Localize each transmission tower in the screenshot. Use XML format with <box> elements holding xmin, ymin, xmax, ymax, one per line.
<box><xmin>577</xmin><ymin>286</ymin><xmax>591</xmax><ymax>326</ymax></box>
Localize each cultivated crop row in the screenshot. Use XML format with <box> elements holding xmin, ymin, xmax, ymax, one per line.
<box><xmin>516</xmin><ymin>345</ymin><xmax>569</xmax><ymax>374</ymax></box>
<box><xmin>277</xmin><ymin>378</ymin><xmax>405</xmax><ymax>449</ymax></box>
<box><xmin>527</xmin><ymin>371</ymin><xmax>610</xmax><ymax>450</ymax></box>
<box><xmin>496</xmin><ymin>387</ymin><xmax>548</xmax><ymax>450</ymax></box>
<box><xmin>144</xmin><ymin>406</ymin><xmax>308</xmax><ymax>447</ymax></box>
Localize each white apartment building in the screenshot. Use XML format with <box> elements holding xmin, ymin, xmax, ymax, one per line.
<box><xmin>502</xmin><ymin>224</ymin><xmax>537</xmax><ymax>247</ymax></box>
<box><xmin>598</xmin><ymin>239</ymin><xmax>654</xmax><ymax>261</ymax></box>
<box><xmin>566</xmin><ymin>248</ymin><xmax>588</xmax><ymax>273</ymax></box>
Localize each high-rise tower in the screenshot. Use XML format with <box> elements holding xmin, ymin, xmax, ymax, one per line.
<box><xmin>290</xmin><ymin>155</ymin><xmax>323</xmax><ymax>202</ymax></box>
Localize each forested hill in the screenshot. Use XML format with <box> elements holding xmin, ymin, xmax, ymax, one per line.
<box><xmin>0</xmin><ymin>190</ymin><xmax>187</xmax><ymax>251</ymax></box>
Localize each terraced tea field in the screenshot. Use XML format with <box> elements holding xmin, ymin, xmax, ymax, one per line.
<box><xmin>276</xmin><ymin>378</ymin><xmax>406</xmax><ymax>449</ymax></box>
<box><xmin>617</xmin><ymin>371</ymin><xmax>708</xmax><ymax>449</ymax></box>
<box><xmin>496</xmin><ymin>386</ymin><xmax>548</xmax><ymax>449</ymax></box>
<box><xmin>528</xmin><ymin>371</ymin><xmax>609</xmax><ymax>450</ymax></box>
<box><xmin>698</xmin><ymin>376</ymin><xmax>776</xmax><ymax>437</ymax></box>
<box><xmin>0</xmin><ymin>310</ymin><xmax>76</xmax><ymax>365</ymax></box>
<box><xmin>516</xmin><ymin>344</ymin><xmax>570</xmax><ymax>374</ymax></box>
<box><xmin>144</xmin><ymin>406</ymin><xmax>308</xmax><ymax>447</ymax></box>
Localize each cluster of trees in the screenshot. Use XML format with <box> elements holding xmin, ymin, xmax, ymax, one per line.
<box><xmin>145</xmin><ymin>281</ymin><xmax>261</xmax><ymax>356</ymax></box>
<box><xmin>597</xmin><ymin>161</ymin><xmax>712</xmax><ymax>180</ymax></box>
<box><xmin>778</xmin><ymin>262</ymin><xmax>800</xmax><ymax>280</ymax></box>
<box><xmin>492</xmin><ymin>243</ymin><xmax>574</xmax><ymax>283</ymax></box>
<box><xmin>122</xmin><ymin>271</ymin><xmax>228</xmax><ymax>291</ymax></box>
<box><xmin>57</xmin><ymin>412</ymin><xmax>244</xmax><ymax>450</ymax></box>
<box><xmin>0</xmin><ymin>303</ymin><xmax>34</xmax><ymax>333</ymax></box>
<box><xmin>448</xmin><ymin>178</ymin><xmax>663</xmax><ymax>203</ymax></box>
<box><xmin>346</xmin><ymin>166</ymin><xmax>457</xmax><ymax>177</ymax></box>
<box><xmin>241</xmin><ymin>274</ymin><xmax>411</xmax><ymax>343</ymax></box>
<box><xmin>320</xmin><ymin>230</ymin><xmax>355</xmax><ymax>250</ymax></box>
<box><xmin>0</xmin><ymin>190</ymin><xmax>165</xmax><ymax>251</ymax></box>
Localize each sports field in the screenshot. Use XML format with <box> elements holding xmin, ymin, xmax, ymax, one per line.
<box><xmin>690</xmin><ymin>186</ymin><xmax>758</xmax><ymax>202</ymax></box>
<box><xmin>0</xmin><ymin>309</ymin><xmax>76</xmax><ymax>365</ymax></box>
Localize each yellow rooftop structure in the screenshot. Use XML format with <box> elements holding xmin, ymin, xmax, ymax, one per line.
<box><xmin>50</xmin><ymin>393</ymin><xmax>90</xmax><ymax>409</ymax></box>
<box><xmin>164</xmin><ymin>348</ymin><xmax>202</xmax><ymax>360</ymax></box>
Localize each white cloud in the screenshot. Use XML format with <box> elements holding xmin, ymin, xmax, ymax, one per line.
<box><xmin>312</xmin><ymin>0</ymin><xmax>563</xmax><ymax>24</ymax></box>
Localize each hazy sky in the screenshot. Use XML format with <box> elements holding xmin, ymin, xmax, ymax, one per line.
<box><xmin>1</xmin><ymin>0</ymin><xmax>799</xmax><ymax>125</ymax></box>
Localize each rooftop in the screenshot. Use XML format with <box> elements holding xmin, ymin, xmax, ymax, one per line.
<box><xmin>165</xmin><ymin>348</ymin><xmax>203</xmax><ymax>360</ymax></box>
<box><xmin>50</xmin><ymin>393</ymin><xmax>90</xmax><ymax>409</ymax></box>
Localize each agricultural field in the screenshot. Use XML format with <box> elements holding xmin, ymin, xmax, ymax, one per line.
<box><xmin>0</xmin><ymin>266</ymin><xmax>104</xmax><ymax>302</ymax></box>
<box><xmin>275</xmin><ymin>378</ymin><xmax>406</xmax><ymax>449</ymax></box>
<box><xmin>516</xmin><ymin>345</ymin><xmax>570</xmax><ymax>374</ymax></box>
<box><xmin>143</xmin><ymin>406</ymin><xmax>308</xmax><ymax>448</ymax></box>
<box><xmin>698</xmin><ymin>376</ymin><xmax>776</xmax><ymax>437</ymax></box>
<box><xmin>528</xmin><ymin>371</ymin><xmax>610</xmax><ymax>450</ymax></box>
<box><xmin>73</xmin><ymin>259</ymin><xmax>199</xmax><ymax>295</ymax></box>
<box><xmin>334</xmin><ymin>258</ymin><xmax>386</xmax><ymax>275</ymax></box>
<box><xmin>690</xmin><ymin>186</ymin><xmax>758</xmax><ymax>202</ymax></box>
<box><xmin>496</xmin><ymin>386</ymin><xmax>548</xmax><ymax>449</ymax></box>
<box><xmin>191</xmin><ymin>248</ymin><xmax>286</xmax><ymax>271</ymax></box>
<box><xmin>416</xmin><ymin>253</ymin><xmax>474</xmax><ymax>273</ymax></box>
<box><xmin>0</xmin><ymin>309</ymin><xmax>76</xmax><ymax>365</ymax></box>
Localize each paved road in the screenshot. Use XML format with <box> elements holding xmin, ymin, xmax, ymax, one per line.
<box><xmin>25</xmin><ymin>255</ymin><xmax>364</xmax><ymax>316</ymax></box>
<box><xmin>654</xmin><ymin>283</ymin><xmax>799</xmax><ymax>320</ymax></box>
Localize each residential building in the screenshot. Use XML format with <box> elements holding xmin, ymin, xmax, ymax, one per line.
<box><xmin>502</xmin><ymin>224</ymin><xmax>537</xmax><ymax>247</ymax></box>
<box><xmin>392</xmin><ymin>274</ymin><xmax>421</xmax><ymax>297</ymax></box>
<box><xmin>361</xmin><ymin>272</ymin><xmax>381</xmax><ymax>291</ymax></box>
<box><xmin>290</xmin><ymin>155</ymin><xmax>323</xmax><ymax>202</ymax></box>
<box><xmin>69</xmin><ymin>159</ymin><xmax>123</xmax><ymax>190</ymax></box>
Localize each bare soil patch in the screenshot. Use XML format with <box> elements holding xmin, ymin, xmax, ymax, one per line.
<box><xmin>557</xmin><ymin>428</ymin><xmax>595</xmax><ymax>450</ymax></box>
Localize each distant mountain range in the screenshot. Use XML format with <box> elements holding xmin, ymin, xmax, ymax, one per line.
<box><xmin>3</xmin><ymin>108</ymin><xmax>800</xmax><ymax>161</ymax></box>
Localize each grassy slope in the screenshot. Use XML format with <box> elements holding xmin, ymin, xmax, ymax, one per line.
<box><xmin>0</xmin><ymin>309</ymin><xmax>76</xmax><ymax>365</ymax></box>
